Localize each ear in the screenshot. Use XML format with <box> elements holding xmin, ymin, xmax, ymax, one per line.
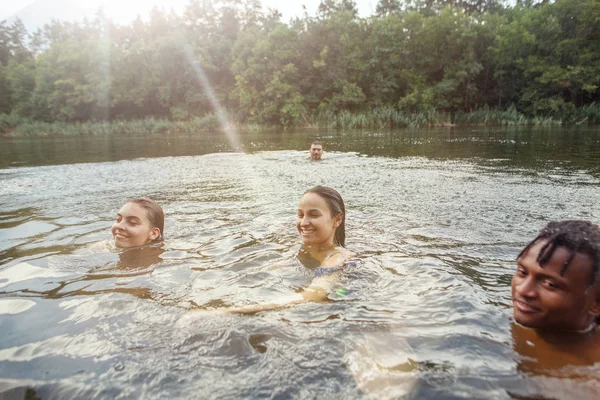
<box><xmin>588</xmin><ymin>284</ymin><xmax>600</xmax><ymax>319</ymax></box>
<box><xmin>334</xmin><ymin>214</ymin><xmax>343</xmax><ymax>228</ymax></box>
<box><xmin>149</xmin><ymin>227</ymin><xmax>161</xmax><ymax>241</ymax></box>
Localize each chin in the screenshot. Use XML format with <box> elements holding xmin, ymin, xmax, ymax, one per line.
<box><xmin>514</xmin><ymin>314</ymin><xmax>547</xmax><ymax>330</ymax></box>
<box><xmin>513</xmin><ymin>311</ymin><xmax>536</xmax><ymax>327</ymax></box>
<box><xmin>114</xmin><ymin>238</ymin><xmax>133</xmax><ymax>249</ymax></box>
<box><xmin>514</xmin><ymin>317</ymin><xmax>534</xmax><ymax>328</ymax></box>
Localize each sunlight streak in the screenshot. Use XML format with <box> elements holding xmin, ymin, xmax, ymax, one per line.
<box><xmin>180</xmin><ymin>38</ymin><xmax>242</xmax><ymax>153</ymax></box>
<box><xmin>99</xmin><ymin>19</ymin><xmax>111</xmax><ymax>122</ymax></box>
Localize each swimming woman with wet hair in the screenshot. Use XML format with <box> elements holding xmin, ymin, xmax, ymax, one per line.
<box><xmin>112</xmin><ymin>197</ymin><xmax>164</xmax><ymax>249</ymax></box>
<box><xmin>295</xmin><ymin>185</ymin><xmax>353</xmax><ymax>297</ymax></box>
<box><xmin>228</xmin><ymin>186</ymin><xmax>353</xmax><ymax>313</ymax></box>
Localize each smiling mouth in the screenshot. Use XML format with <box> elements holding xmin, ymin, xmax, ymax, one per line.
<box><xmin>513</xmin><ymin>299</ymin><xmax>541</xmax><ymax>313</ymax></box>
<box><xmin>300</xmin><ymin>229</ymin><xmax>315</xmax><ymax>235</ymax></box>
<box><xmin>114</xmin><ymin>233</ymin><xmax>129</xmax><ymax>240</ymax></box>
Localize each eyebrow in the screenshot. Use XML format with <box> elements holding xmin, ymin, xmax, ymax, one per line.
<box><xmin>517</xmin><ymin>262</ymin><xmax>566</xmax><ymax>282</ymax></box>
<box><xmin>117</xmin><ymin>213</ymin><xmax>142</xmax><ymax>222</ymax></box>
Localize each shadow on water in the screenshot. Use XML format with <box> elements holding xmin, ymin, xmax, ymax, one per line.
<box><xmin>0</xmin><ymin>208</ymin><xmax>111</xmax><ymax>266</ymax></box>
<box><xmin>0</xmin><ymin>208</ymin><xmax>43</xmax><ymax>227</ymax></box>
<box><xmin>0</xmin><ymin>246</ymin><xmax>165</xmax><ymax>302</ymax></box>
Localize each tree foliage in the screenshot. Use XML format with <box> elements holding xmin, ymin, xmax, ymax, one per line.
<box><xmin>0</xmin><ymin>0</ymin><xmax>598</xmax><ymax>127</ymax></box>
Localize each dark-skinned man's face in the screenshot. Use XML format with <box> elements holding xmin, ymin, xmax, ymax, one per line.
<box><xmin>512</xmin><ymin>239</ymin><xmax>600</xmax><ymax>331</ymax></box>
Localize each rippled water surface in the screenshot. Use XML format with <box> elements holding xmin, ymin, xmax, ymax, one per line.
<box><xmin>1</xmin><ymin>127</ymin><xmax>600</xmax><ymax>399</ymax></box>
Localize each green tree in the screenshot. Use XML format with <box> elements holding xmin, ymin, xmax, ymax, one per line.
<box><xmin>0</xmin><ymin>19</ymin><xmax>33</xmax><ymax>114</ymax></box>
<box><xmin>2</xmin><ymin>0</ymin><xmax>600</xmax><ymax>128</ymax></box>
<box><xmin>491</xmin><ymin>0</ymin><xmax>600</xmax><ymax>116</ymax></box>
<box><xmin>394</xmin><ymin>8</ymin><xmax>484</xmax><ymax>113</ymax></box>
<box><xmin>376</xmin><ymin>0</ymin><xmax>402</xmax><ymax>17</ymax></box>
<box><xmin>318</xmin><ymin>0</ymin><xmax>358</xmax><ymax>19</ymax></box>
<box><xmin>404</xmin><ymin>0</ymin><xmax>503</xmax><ymax>15</ymax></box>
<box><xmin>4</xmin><ymin>59</ymin><xmax>35</xmax><ymax>116</ymax></box>
<box><xmin>231</xmin><ymin>23</ymin><xmax>306</xmax><ymax>126</ymax></box>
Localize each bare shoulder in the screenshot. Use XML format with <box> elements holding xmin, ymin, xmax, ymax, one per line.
<box><xmin>322</xmin><ymin>247</ymin><xmax>354</xmax><ymax>268</ymax></box>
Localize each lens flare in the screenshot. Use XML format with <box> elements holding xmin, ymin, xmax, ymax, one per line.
<box><xmin>180</xmin><ymin>37</ymin><xmax>242</xmax><ymax>153</ymax></box>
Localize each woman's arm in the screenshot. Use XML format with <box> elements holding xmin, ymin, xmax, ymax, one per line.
<box><xmin>226</xmin><ymin>274</ymin><xmax>344</xmax><ymax>315</ymax></box>
<box><xmin>300</xmin><ymin>273</ymin><xmax>339</xmax><ymax>302</ymax></box>
<box><xmin>225</xmin><ymin>251</ymin><xmax>349</xmax><ymax>314</ymax></box>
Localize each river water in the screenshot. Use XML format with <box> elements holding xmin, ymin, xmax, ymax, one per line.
<box><xmin>1</xmin><ymin>127</ymin><xmax>599</xmax><ymax>399</ymax></box>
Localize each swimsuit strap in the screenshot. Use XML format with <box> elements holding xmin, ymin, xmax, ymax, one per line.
<box><xmin>314</xmin><ymin>266</ymin><xmax>343</xmax><ymax>277</ymax></box>
<box><xmin>313</xmin><ymin>261</ymin><xmax>357</xmax><ymax>277</ymax></box>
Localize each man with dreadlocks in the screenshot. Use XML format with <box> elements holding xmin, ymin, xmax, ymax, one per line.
<box><xmin>509</xmin><ymin>220</ymin><xmax>600</xmax><ymax>385</ymax></box>
<box><xmin>512</xmin><ymin>220</ymin><xmax>600</xmax><ymax>332</ymax></box>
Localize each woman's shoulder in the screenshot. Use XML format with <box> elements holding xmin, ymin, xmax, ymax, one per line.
<box><xmin>323</xmin><ymin>246</ymin><xmax>353</xmax><ymax>264</ymax></box>
<box><xmin>316</xmin><ymin>247</ymin><xmax>355</xmax><ymax>274</ymax></box>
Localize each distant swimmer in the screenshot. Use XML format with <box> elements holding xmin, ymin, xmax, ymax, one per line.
<box><xmin>227</xmin><ymin>186</ymin><xmax>353</xmax><ymax>314</ymax></box>
<box><xmin>308</xmin><ymin>140</ymin><xmax>324</xmax><ymax>160</ymax></box>
<box><xmin>510</xmin><ymin>220</ymin><xmax>600</xmax><ymax>377</ymax></box>
<box><xmin>112</xmin><ymin>197</ymin><xmax>164</xmax><ymax>248</ymax></box>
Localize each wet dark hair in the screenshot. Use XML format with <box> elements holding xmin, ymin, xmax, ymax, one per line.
<box><xmin>304</xmin><ymin>186</ymin><xmax>345</xmax><ymax>247</ymax></box>
<box><xmin>310</xmin><ymin>140</ymin><xmax>322</xmax><ymax>147</ymax></box>
<box><xmin>128</xmin><ymin>197</ymin><xmax>165</xmax><ymax>241</ymax></box>
<box><xmin>517</xmin><ymin>220</ymin><xmax>600</xmax><ymax>287</ymax></box>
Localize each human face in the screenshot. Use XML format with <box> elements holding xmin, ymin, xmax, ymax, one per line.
<box><xmin>111</xmin><ymin>202</ymin><xmax>160</xmax><ymax>248</ymax></box>
<box><xmin>296</xmin><ymin>192</ymin><xmax>341</xmax><ymax>247</ymax></box>
<box><xmin>511</xmin><ymin>239</ymin><xmax>600</xmax><ymax>331</ymax></box>
<box><xmin>310</xmin><ymin>144</ymin><xmax>323</xmax><ymax>160</ymax></box>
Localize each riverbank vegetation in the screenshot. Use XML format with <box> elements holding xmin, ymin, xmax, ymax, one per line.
<box><xmin>1</xmin><ymin>0</ymin><xmax>599</xmax><ymax>135</ymax></box>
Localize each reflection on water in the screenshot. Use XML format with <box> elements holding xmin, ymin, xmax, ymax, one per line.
<box><xmin>0</xmin><ymin>127</ymin><xmax>599</xmax><ymax>398</ymax></box>
<box><xmin>2</xmin><ymin>126</ymin><xmax>600</xmax><ymax>173</ymax></box>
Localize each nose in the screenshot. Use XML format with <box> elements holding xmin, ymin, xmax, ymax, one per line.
<box><xmin>514</xmin><ymin>275</ymin><xmax>537</xmax><ymax>299</ymax></box>
<box><xmin>113</xmin><ymin>219</ymin><xmax>125</xmax><ymax>231</ymax></box>
<box><xmin>301</xmin><ymin>215</ymin><xmax>310</xmax><ymax>226</ymax></box>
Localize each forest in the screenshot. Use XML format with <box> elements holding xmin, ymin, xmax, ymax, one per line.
<box><xmin>1</xmin><ymin>0</ymin><xmax>599</xmax><ymax>134</ymax></box>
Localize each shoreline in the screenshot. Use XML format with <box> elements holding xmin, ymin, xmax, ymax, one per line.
<box><xmin>2</xmin><ymin>107</ymin><xmax>599</xmax><ymax>137</ymax></box>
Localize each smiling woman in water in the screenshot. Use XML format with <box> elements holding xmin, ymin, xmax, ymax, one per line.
<box><xmin>295</xmin><ymin>186</ymin><xmax>353</xmax><ymax>299</ymax></box>
<box><xmin>225</xmin><ymin>186</ymin><xmax>353</xmax><ymax>314</ymax></box>
<box><xmin>112</xmin><ymin>198</ymin><xmax>164</xmax><ymax>249</ymax></box>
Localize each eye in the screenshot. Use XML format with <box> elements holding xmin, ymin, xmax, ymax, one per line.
<box><xmin>126</xmin><ymin>218</ymin><xmax>141</xmax><ymax>226</ymax></box>
<box><xmin>516</xmin><ymin>267</ymin><xmax>527</xmax><ymax>277</ymax></box>
<box><xmin>542</xmin><ymin>280</ymin><xmax>558</xmax><ymax>290</ymax></box>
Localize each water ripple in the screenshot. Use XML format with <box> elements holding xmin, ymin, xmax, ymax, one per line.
<box><xmin>0</xmin><ymin>143</ymin><xmax>599</xmax><ymax>398</ymax></box>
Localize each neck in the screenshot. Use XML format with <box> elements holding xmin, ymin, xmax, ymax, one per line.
<box><xmin>531</xmin><ymin>321</ymin><xmax>598</xmax><ymax>339</ymax></box>
<box><xmin>576</xmin><ymin>321</ymin><xmax>597</xmax><ymax>334</ymax></box>
<box><xmin>300</xmin><ymin>243</ymin><xmax>336</xmax><ymax>259</ymax></box>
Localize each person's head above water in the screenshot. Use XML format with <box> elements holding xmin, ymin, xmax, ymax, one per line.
<box><xmin>309</xmin><ymin>140</ymin><xmax>323</xmax><ymax>160</ymax></box>
<box><xmin>512</xmin><ymin>220</ymin><xmax>600</xmax><ymax>332</ymax></box>
<box><xmin>111</xmin><ymin>197</ymin><xmax>164</xmax><ymax>248</ymax></box>
<box><xmin>297</xmin><ymin>186</ymin><xmax>345</xmax><ymax>248</ymax></box>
